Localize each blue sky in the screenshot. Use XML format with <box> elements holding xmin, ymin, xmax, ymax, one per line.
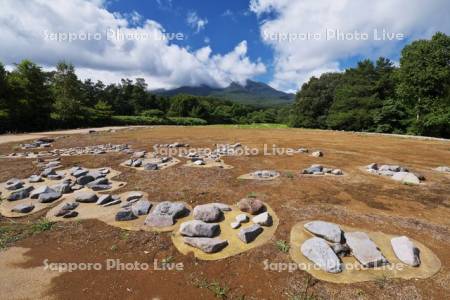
<box><xmin>0</xmin><ymin>0</ymin><xmax>449</xmax><ymax>92</ymax></box>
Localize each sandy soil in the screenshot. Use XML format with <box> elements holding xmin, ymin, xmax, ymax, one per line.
<box><xmin>0</xmin><ymin>126</ymin><xmax>449</xmax><ymax>299</ymax></box>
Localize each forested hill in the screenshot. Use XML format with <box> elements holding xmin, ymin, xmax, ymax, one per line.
<box><xmin>153</xmin><ymin>80</ymin><xmax>295</xmax><ymax>107</ymax></box>
<box><xmin>290</xmin><ymin>32</ymin><xmax>450</xmax><ymax>138</ymax></box>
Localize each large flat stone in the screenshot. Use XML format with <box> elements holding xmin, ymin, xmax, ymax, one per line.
<box><xmin>75</xmin><ymin>191</ymin><xmax>98</xmax><ymax>203</ymax></box>
<box><xmin>391</xmin><ymin>236</ymin><xmax>421</xmax><ymax>267</ymax></box>
<box><xmin>252</xmin><ymin>212</ymin><xmax>272</xmax><ymax>226</ymax></box>
<box><xmin>131</xmin><ymin>199</ymin><xmax>152</xmax><ymax>216</ymax></box>
<box><xmin>11</xmin><ymin>204</ymin><xmax>35</xmax><ymax>214</ymax></box>
<box><xmin>183</xmin><ymin>237</ymin><xmax>228</xmax><ymax>253</ymax></box>
<box><xmin>344</xmin><ymin>232</ymin><xmax>389</xmax><ymax>267</ymax></box>
<box><xmin>301</xmin><ymin>237</ymin><xmax>342</xmax><ymax>273</ymax></box>
<box><xmin>179</xmin><ymin>220</ymin><xmax>220</xmax><ymax>237</ymax></box>
<box><xmin>193</xmin><ymin>204</ymin><xmax>223</xmax><ymax>222</ymax></box>
<box><xmin>7</xmin><ymin>186</ymin><xmax>34</xmax><ymax>201</ymax></box>
<box><xmin>144</xmin><ymin>201</ymin><xmax>188</xmax><ymax>227</ymax></box>
<box><xmin>304</xmin><ymin>220</ymin><xmax>343</xmax><ymax>243</ymax></box>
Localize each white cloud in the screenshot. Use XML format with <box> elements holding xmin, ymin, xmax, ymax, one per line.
<box><xmin>250</xmin><ymin>0</ymin><xmax>450</xmax><ymax>92</ymax></box>
<box><xmin>186</xmin><ymin>11</ymin><xmax>208</xmax><ymax>33</ymax></box>
<box><xmin>0</xmin><ymin>0</ymin><xmax>265</xmax><ymax>89</ymax></box>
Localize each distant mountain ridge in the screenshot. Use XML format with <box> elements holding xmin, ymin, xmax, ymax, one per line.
<box><xmin>152</xmin><ymin>80</ymin><xmax>295</xmax><ymax>106</ymax></box>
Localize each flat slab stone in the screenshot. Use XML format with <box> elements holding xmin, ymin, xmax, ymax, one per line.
<box><xmin>344</xmin><ymin>232</ymin><xmax>389</xmax><ymax>267</ymax></box>
<box><xmin>301</xmin><ymin>237</ymin><xmax>342</xmax><ymax>273</ymax></box>
<box><xmin>391</xmin><ymin>236</ymin><xmax>421</xmax><ymax>267</ymax></box>
<box><xmin>38</xmin><ymin>191</ymin><xmax>62</xmax><ymax>203</ymax></box>
<box><xmin>96</xmin><ymin>194</ymin><xmax>112</xmax><ymax>205</ymax></box>
<box><xmin>144</xmin><ymin>201</ymin><xmax>188</xmax><ymax>227</ymax></box>
<box><xmin>179</xmin><ymin>220</ymin><xmax>220</xmax><ymax>237</ymax></box>
<box><xmin>115</xmin><ymin>210</ymin><xmax>138</xmax><ymax>221</ymax></box>
<box><xmin>75</xmin><ymin>191</ymin><xmax>98</xmax><ymax>203</ymax></box>
<box><xmin>30</xmin><ymin>186</ymin><xmax>53</xmax><ymax>199</ymax></box>
<box><xmin>238</xmin><ymin>224</ymin><xmax>263</xmax><ymax>243</ymax></box>
<box><xmin>126</xmin><ymin>192</ymin><xmax>143</xmax><ymax>202</ymax></box>
<box><xmin>7</xmin><ymin>186</ymin><xmax>34</xmax><ymax>201</ymax></box>
<box><xmin>131</xmin><ymin>199</ymin><xmax>152</xmax><ymax>216</ymax></box>
<box><xmin>11</xmin><ymin>204</ymin><xmax>35</xmax><ymax>213</ymax></box>
<box><xmin>193</xmin><ymin>204</ymin><xmax>223</xmax><ymax>222</ymax></box>
<box><xmin>304</xmin><ymin>221</ymin><xmax>343</xmax><ymax>243</ymax></box>
<box><xmin>183</xmin><ymin>237</ymin><xmax>228</xmax><ymax>253</ymax></box>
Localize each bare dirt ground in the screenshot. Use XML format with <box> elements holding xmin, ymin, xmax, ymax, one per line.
<box><xmin>0</xmin><ymin>126</ymin><xmax>449</xmax><ymax>300</ymax></box>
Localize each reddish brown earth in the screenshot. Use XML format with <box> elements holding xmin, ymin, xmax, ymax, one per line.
<box><xmin>0</xmin><ymin>126</ymin><xmax>449</xmax><ymax>299</ymax></box>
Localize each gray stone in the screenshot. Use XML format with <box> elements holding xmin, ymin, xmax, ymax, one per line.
<box><xmin>183</xmin><ymin>237</ymin><xmax>228</xmax><ymax>253</ymax></box>
<box><xmin>72</xmin><ymin>169</ymin><xmax>89</xmax><ymax>178</ymax></box>
<box><xmin>238</xmin><ymin>224</ymin><xmax>263</xmax><ymax>243</ymax></box>
<box><xmin>87</xmin><ymin>177</ymin><xmax>109</xmax><ymax>187</ymax></box>
<box><xmin>115</xmin><ymin>210</ymin><xmax>138</xmax><ymax>221</ymax></box>
<box><xmin>131</xmin><ymin>199</ymin><xmax>152</xmax><ymax>216</ymax></box>
<box><xmin>301</xmin><ymin>237</ymin><xmax>342</xmax><ymax>273</ymax></box>
<box><xmin>6</xmin><ymin>178</ymin><xmax>24</xmax><ymax>190</ymax></box>
<box><xmin>235</xmin><ymin>214</ymin><xmax>249</xmax><ymax>223</ymax></box>
<box><xmin>11</xmin><ymin>203</ymin><xmax>35</xmax><ymax>213</ymax></box>
<box><xmin>62</xmin><ymin>211</ymin><xmax>78</xmax><ymax>218</ymax></box>
<box><xmin>303</xmin><ymin>165</ymin><xmax>323</xmax><ymax>174</ymax></box>
<box><xmin>7</xmin><ymin>186</ymin><xmax>34</xmax><ymax>201</ymax></box>
<box><xmin>30</xmin><ymin>185</ymin><xmax>53</xmax><ymax>199</ymax></box>
<box><xmin>230</xmin><ymin>221</ymin><xmax>241</xmax><ymax>229</ymax></box>
<box><xmin>89</xmin><ymin>184</ymin><xmax>112</xmax><ymax>191</ymax></box>
<box><xmin>144</xmin><ymin>201</ymin><xmax>188</xmax><ymax>227</ymax></box>
<box><xmin>379</xmin><ymin>165</ymin><xmax>400</xmax><ymax>172</ymax></box>
<box><xmin>435</xmin><ymin>166</ymin><xmax>450</xmax><ymax>173</ymax></box>
<box><xmin>76</xmin><ymin>175</ymin><xmax>95</xmax><ymax>185</ymax></box>
<box><xmin>87</xmin><ymin>171</ymin><xmax>106</xmax><ymax>179</ymax></box>
<box><xmin>193</xmin><ymin>204</ymin><xmax>223</xmax><ymax>222</ymax></box>
<box><xmin>51</xmin><ymin>183</ymin><xmax>72</xmax><ymax>194</ymax></box>
<box><xmin>392</xmin><ymin>172</ymin><xmax>421</xmax><ymax>185</ymax></box>
<box><xmin>47</xmin><ymin>174</ymin><xmax>63</xmax><ymax>180</ymax></box>
<box><xmin>131</xmin><ymin>159</ymin><xmax>143</xmax><ymax>167</ymax></box>
<box><xmin>96</xmin><ymin>194</ymin><xmax>112</xmax><ymax>205</ymax></box>
<box><xmin>304</xmin><ymin>221</ymin><xmax>343</xmax><ymax>243</ymax></box>
<box><xmin>143</xmin><ymin>163</ymin><xmax>159</xmax><ymax>170</ymax></box>
<box><xmin>126</xmin><ymin>192</ymin><xmax>143</xmax><ymax>202</ymax></box>
<box><xmin>75</xmin><ymin>191</ymin><xmax>98</xmax><ymax>203</ymax></box>
<box><xmin>344</xmin><ymin>232</ymin><xmax>389</xmax><ymax>267</ymax></box>
<box><xmin>210</xmin><ymin>203</ymin><xmax>232</xmax><ymax>212</ymax></box>
<box><xmin>61</xmin><ymin>202</ymin><xmax>79</xmax><ymax>210</ymax></box>
<box><xmin>311</xmin><ymin>151</ymin><xmax>323</xmax><ymax>157</ymax></box>
<box><xmin>391</xmin><ymin>236</ymin><xmax>421</xmax><ymax>267</ymax></box>
<box><xmin>238</xmin><ymin>198</ymin><xmax>264</xmax><ymax>215</ymax></box>
<box><xmin>179</xmin><ymin>220</ymin><xmax>220</xmax><ymax>237</ymax></box>
<box><xmin>38</xmin><ymin>191</ymin><xmax>62</xmax><ymax>203</ymax></box>
<box><xmin>41</xmin><ymin>168</ymin><xmax>56</xmax><ymax>177</ymax></box>
<box><xmin>331</xmin><ymin>169</ymin><xmax>343</xmax><ymax>176</ymax></box>
<box><xmin>29</xmin><ymin>175</ymin><xmax>43</xmax><ymax>183</ymax></box>
<box><xmin>252</xmin><ymin>212</ymin><xmax>272</xmax><ymax>226</ymax></box>
<box><xmin>103</xmin><ymin>199</ymin><xmax>121</xmax><ymax>207</ymax></box>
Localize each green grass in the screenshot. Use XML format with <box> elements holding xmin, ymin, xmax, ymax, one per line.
<box><xmin>0</xmin><ymin>218</ymin><xmax>55</xmax><ymax>250</ymax></box>
<box><xmin>247</xmin><ymin>192</ymin><xmax>258</xmax><ymax>198</ymax></box>
<box><xmin>210</xmin><ymin>123</ymin><xmax>288</xmax><ymax>129</ymax></box>
<box><xmin>193</xmin><ymin>278</ymin><xmax>229</xmax><ymax>299</ymax></box>
<box><xmin>161</xmin><ymin>256</ymin><xmax>175</xmax><ymax>264</ymax></box>
<box><xmin>275</xmin><ymin>240</ymin><xmax>290</xmax><ymax>253</ymax></box>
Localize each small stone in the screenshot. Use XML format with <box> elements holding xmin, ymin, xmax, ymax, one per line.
<box><xmin>103</xmin><ymin>199</ymin><xmax>121</xmax><ymax>207</ymax></box>
<box><xmin>143</xmin><ymin>163</ymin><xmax>159</xmax><ymax>170</ymax></box>
<box><xmin>193</xmin><ymin>160</ymin><xmax>205</xmax><ymax>165</ymax></box>
<box><xmin>238</xmin><ymin>224</ymin><xmax>263</xmax><ymax>243</ymax></box>
<box><xmin>131</xmin><ymin>159</ymin><xmax>143</xmax><ymax>167</ymax></box>
<box><xmin>7</xmin><ymin>186</ymin><xmax>34</xmax><ymax>201</ymax></box>
<box><xmin>252</xmin><ymin>212</ymin><xmax>272</xmax><ymax>226</ymax></box>
<box><xmin>235</xmin><ymin>214</ymin><xmax>249</xmax><ymax>223</ymax></box>
<box><xmin>230</xmin><ymin>221</ymin><xmax>241</xmax><ymax>229</ymax></box>
<box><xmin>132</xmin><ymin>151</ymin><xmax>146</xmax><ymax>158</ymax></box>
<box><xmin>77</xmin><ymin>175</ymin><xmax>95</xmax><ymax>185</ymax></box>
<box><xmin>331</xmin><ymin>169</ymin><xmax>343</xmax><ymax>175</ymax></box>
<box><xmin>29</xmin><ymin>175</ymin><xmax>43</xmax><ymax>183</ymax></box>
<box><xmin>75</xmin><ymin>191</ymin><xmax>98</xmax><ymax>203</ymax></box>
<box><xmin>11</xmin><ymin>204</ymin><xmax>35</xmax><ymax>213</ymax></box>
<box><xmin>30</xmin><ymin>185</ymin><xmax>53</xmax><ymax>199</ymax></box>
<box><xmin>96</xmin><ymin>194</ymin><xmax>113</xmax><ymax>205</ymax></box>
<box><xmin>210</xmin><ymin>203</ymin><xmax>232</xmax><ymax>212</ymax></box>
<box><xmin>41</xmin><ymin>168</ymin><xmax>56</xmax><ymax>177</ymax></box>
<box><xmin>38</xmin><ymin>191</ymin><xmax>62</xmax><ymax>203</ymax></box>
<box><xmin>435</xmin><ymin>166</ymin><xmax>450</xmax><ymax>173</ymax></box>
<box><xmin>344</xmin><ymin>232</ymin><xmax>389</xmax><ymax>267</ymax></box>
<box><xmin>304</xmin><ymin>221</ymin><xmax>343</xmax><ymax>243</ymax></box>
<box><xmin>179</xmin><ymin>220</ymin><xmax>220</xmax><ymax>237</ymax></box>
<box><xmin>47</xmin><ymin>174</ymin><xmax>63</xmax><ymax>180</ymax></box>
<box><xmin>61</xmin><ymin>202</ymin><xmax>79</xmax><ymax>210</ymax></box>
<box><xmin>311</xmin><ymin>151</ymin><xmax>323</xmax><ymax>157</ymax></box>
<box><xmin>391</xmin><ymin>236</ymin><xmax>421</xmax><ymax>267</ymax></box>
<box><xmin>62</xmin><ymin>211</ymin><xmax>78</xmax><ymax>218</ymax></box>
<box><xmin>72</xmin><ymin>169</ymin><xmax>89</xmax><ymax>178</ymax></box>
<box><xmin>51</xmin><ymin>183</ymin><xmax>72</xmax><ymax>194</ymax></box>
<box><xmin>301</xmin><ymin>237</ymin><xmax>342</xmax><ymax>273</ymax></box>
<box><xmin>115</xmin><ymin>210</ymin><xmax>138</xmax><ymax>221</ymax></box>
<box><xmin>126</xmin><ymin>192</ymin><xmax>143</xmax><ymax>202</ymax></box>
<box><xmin>183</xmin><ymin>237</ymin><xmax>228</xmax><ymax>253</ymax></box>
<box><xmin>238</xmin><ymin>198</ymin><xmax>264</xmax><ymax>215</ymax></box>
<box><xmin>5</xmin><ymin>179</ymin><xmax>24</xmax><ymax>190</ymax></box>
<box><xmin>131</xmin><ymin>199</ymin><xmax>152</xmax><ymax>216</ymax></box>
<box><xmin>193</xmin><ymin>204</ymin><xmax>223</xmax><ymax>222</ymax></box>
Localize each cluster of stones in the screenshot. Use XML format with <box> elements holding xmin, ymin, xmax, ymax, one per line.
<box><xmin>302</xmin><ymin>165</ymin><xmax>343</xmax><ymax>176</ymax></box>
<box><xmin>123</xmin><ymin>150</ymin><xmax>174</xmax><ymax>170</ymax></box>
<box><xmin>6</xmin><ymin>143</ymin><xmax>131</xmax><ymax>159</ymax></box>
<box><xmin>177</xmin><ymin>198</ymin><xmax>273</xmax><ymax>254</ymax></box>
<box><xmin>434</xmin><ymin>166</ymin><xmax>450</xmax><ymax>173</ymax></box>
<box><xmin>300</xmin><ymin>220</ymin><xmax>421</xmax><ymax>273</ymax></box>
<box><xmin>182</xmin><ymin>149</ymin><xmax>222</xmax><ymax>166</ymax></box>
<box><xmin>248</xmin><ymin>170</ymin><xmax>280</xmax><ymax>179</ymax></box>
<box><xmin>20</xmin><ymin>137</ymin><xmax>55</xmax><ymax>149</ymax></box>
<box><xmin>3</xmin><ymin>166</ymin><xmax>113</xmax><ymax>214</ymax></box>
<box><xmin>365</xmin><ymin>163</ymin><xmax>424</xmax><ymax>185</ymax></box>
<box><xmin>154</xmin><ymin>142</ymin><xmax>189</xmax><ymax>148</ymax></box>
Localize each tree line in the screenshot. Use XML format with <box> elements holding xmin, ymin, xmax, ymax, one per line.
<box><xmin>290</xmin><ymin>32</ymin><xmax>450</xmax><ymax>138</ymax></box>
<box><xmin>0</xmin><ymin>61</ymin><xmax>287</xmax><ymax>132</ymax></box>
